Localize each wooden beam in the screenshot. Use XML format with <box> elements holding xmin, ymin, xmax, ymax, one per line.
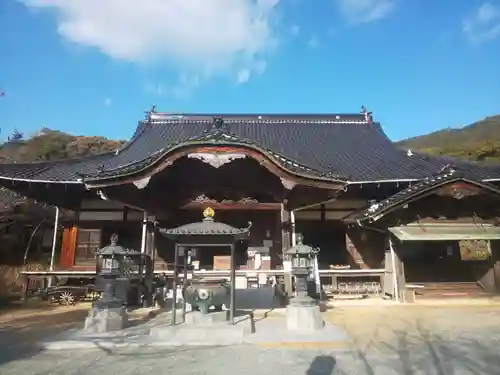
<box><xmin>85</xmin><ymin>145</ymin><xmax>346</xmax><ymax>190</ymax></box>
<box><xmin>181</xmin><ymin>202</ymin><xmax>281</xmax><ymax>210</ymax></box>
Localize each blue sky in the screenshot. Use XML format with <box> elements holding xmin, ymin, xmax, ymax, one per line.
<box><xmin>0</xmin><ymin>0</ymin><xmax>499</xmax><ymax>142</ymax></box>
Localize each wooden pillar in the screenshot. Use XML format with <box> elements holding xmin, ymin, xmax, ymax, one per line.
<box><xmin>144</xmin><ymin>215</ymin><xmax>156</xmax><ymax>306</ymax></box>
<box><xmin>145</xmin><ymin>226</ymin><xmax>156</xmax><ymax>261</ymax></box>
<box><xmin>171</xmin><ymin>243</ymin><xmax>179</xmax><ymax>326</ymax></box>
<box><xmin>230</xmin><ymin>242</ymin><xmax>236</xmax><ymax>324</ymax></box>
<box><xmin>22</xmin><ymin>275</ymin><xmax>30</xmax><ymax>301</ymax></box>
<box><xmin>280</xmin><ymin>204</ymin><xmax>292</xmax><ymax>295</ymax></box>
<box><xmin>144</xmin><ymin>215</ymin><xmax>156</xmax><ymax>259</ymax></box>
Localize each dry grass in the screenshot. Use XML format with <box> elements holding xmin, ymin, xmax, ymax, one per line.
<box><xmin>324</xmin><ymin>304</ymin><xmax>500</xmax><ymax>350</ymax></box>
<box><xmin>0</xmin><ymin>301</ymin><xmax>90</xmax><ymax>354</ymax></box>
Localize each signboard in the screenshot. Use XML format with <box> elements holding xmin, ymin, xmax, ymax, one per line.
<box><xmin>459</xmin><ymin>240</ymin><xmax>491</xmax><ymax>261</ymax></box>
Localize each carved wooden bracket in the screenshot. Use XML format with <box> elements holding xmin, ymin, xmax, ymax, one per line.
<box><xmin>194</xmin><ymin>194</ymin><xmax>217</xmax><ymax>204</ymax></box>
<box><xmin>193</xmin><ymin>194</ymin><xmax>259</xmax><ymax>204</ymax></box>
<box><xmin>280</xmin><ymin>177</ymin><xmax>297</xmax><ymax>190</ymax></box>
<box><xmin>187</xmin><ymin>152</ymin><xmax>246</xmax><ymax>168</ymax></box>
<box><xmin>133</xmin><ymin>176</ymin><xmax>151</xmax><ymax>189</ymax></box>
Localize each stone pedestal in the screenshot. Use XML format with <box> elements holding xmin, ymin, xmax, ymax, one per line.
<box><xmin>184</xmin><ymin>311</ymin><xmax>229</xmax><ymax>325</ymax></box>
<box><xmin>286</xmin><ymin>304</ymin><xmax>324</xmax><ymax>332</ymax></box>
<box><xmin>149</xmin><ymin>312</ymin><xmax>254</xmax><ymax>345</ymax></box>
<box><xmin>84</xmin><ymin>306</ymin><xmax>128</xmax><ymax>333</ymax></box>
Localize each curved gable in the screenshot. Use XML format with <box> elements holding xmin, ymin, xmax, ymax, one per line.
<box><xmin>347</xmin><ymin>167</ymin><xmax>500</xmax><ymax>224</ymax></box>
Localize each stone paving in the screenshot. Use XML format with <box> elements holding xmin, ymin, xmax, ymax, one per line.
<box><xmin>37</xmin><ymin>309</ymin><xmax>349</xmax><ymax>349</ymax></box>
<box><xmin>2</xmin><ymin>304</ymin><xmax>500</xmax><ymax>375</ymax></box>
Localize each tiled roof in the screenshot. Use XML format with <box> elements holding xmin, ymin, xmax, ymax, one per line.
<box><xmin>0</xmin><ymin>153</ymin><xmax>114</xmax><ymax>182</ymax></box>
<box><xmin>1</xmin><ymin>112</ymin><xmax>500</xmax><ymax>184</ymax></box>
<box><xmin>345</xmin><ymin>166</ymin><xmax>500</xmax><ymax>223</ymax></box>
<box><xmin>158</xmin><ymin>216</ymin><xmax>251</xmax><ymax>238</ymax></box>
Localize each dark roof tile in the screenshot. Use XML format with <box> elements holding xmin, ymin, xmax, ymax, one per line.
<box><xmin>1</xmin><ymin>113</ymin><xmax>500</xmax><ymax>184</ymax></box>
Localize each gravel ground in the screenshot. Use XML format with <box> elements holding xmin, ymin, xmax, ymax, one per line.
<box><xmin>2</xmin><ymin>305</ymin><xmax>500</xmax><ymax>375</ymax></box>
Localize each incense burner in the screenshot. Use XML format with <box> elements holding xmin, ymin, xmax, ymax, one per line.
<box><xmin>183</xmin><ymin>277</ymin><xmax>230</xmax><ymax>314</ymax></box>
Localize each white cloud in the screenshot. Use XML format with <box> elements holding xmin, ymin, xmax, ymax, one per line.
<box><xmin>463</xmin><ymin>2</ymin><xmax>500</xmax><ymax>44</ymax></box>
<box><xmin>236</xmin><ymin>60</ymin><xmax>267</xmax><ymax>84</ymax></box>
<box><xmin>171</xmin><ymin>74</ymin><xmax>201</xmax><ymax>99</ymax></box>
<box><xmin>23</xmin><ymin>0</ymin><xmax>281</xmax><ymax>82</ymax></box>
<box><xmin>337</xmin><ymin>0</ymin><xmax>395</xmax><ymax>24</ymax></box>
<box><xmin>253</xmin><ymin>60</ymin><xmax>267</xmax><ymax>75</ymax></box>
<box><xmin>237</xmin><ymin>69</ymin><xmax>251</xmax><ymax>83</ymax></box>
<box><xmin>307</xmin><ymin>35</ymin><xmax>320</xmax><ymax>48</ymax></box>
<box><xmin>144</xmin><ymin>82</ymin><xmax>165</xmax><ymax>96</ymax></box>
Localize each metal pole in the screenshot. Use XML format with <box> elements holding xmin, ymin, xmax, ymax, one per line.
<box><xmin>389</xmin><ymin>237</ymin><xmax>400</xmax><ymax>302</ymax></box>
<box><xmin>49</xmin><ymin>207</ymin><xmax>60</xmax><ymax>271</ymax></box>
<box><xmin>229</xmin><ymin>242</ymin><xmax>236</xmax><ymax>325</ymax></box>
<box><xmin>140</xmin><ymin>211</ymin><xmax>147</xmax><ymax>254</ymax></box>
<box><xmin>48</xmin><ymin>207</ymin><xmax>60</xmax><ymax>287</ymax></box>
<box><xmin>171</xmin><ymin>244</ymin><xmax>179</xmax><ymax>325</ymax></box>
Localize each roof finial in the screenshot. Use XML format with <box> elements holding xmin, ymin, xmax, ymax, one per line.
<box><xmin>110</xmin><ymin>233</ymin><xmax>119</xmax><ymax>246</ymax></box>
<box><xmin>360</xmin><ymin>105</ymin><xmax>373</xmax><ymax>123</ymax></box>
<box><xmin>144</xmin><ymin>104</ymin><xmax>157</xmax><ymax>120</ymax></box>
<box><xmin>203</xmin><ymin>207</ymin><xmax>215</xmax><ymax>220</ymax></box>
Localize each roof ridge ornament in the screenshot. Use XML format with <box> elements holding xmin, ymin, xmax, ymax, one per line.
<box><xmin>437</xmin><ymin>164</ymin><xmax>457</xmax><ymax>176</ymax></box>
<box><xmin>145</xmin><ymin>104</ymin><xmax>157</xmax><ymax>121</ymax></box>
<box><xmin>212</xmin><ymin>117</ymin><xmax>224</xmax><ymax>130</ymax></box>
<box><xmin>360</xmin><ymin>105</ymin><xmax>373</xmax><ymax>124</ymax></box>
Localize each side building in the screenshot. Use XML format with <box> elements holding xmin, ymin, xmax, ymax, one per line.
<box><xmin>2</xmin><ymin>109</ymin><xmax>500</xmax><ymax>298</ymax></box>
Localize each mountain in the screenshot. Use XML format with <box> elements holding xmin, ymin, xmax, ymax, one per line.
<box><xmin>0</xmin><ymin>128</ymin><xmax>126</xmax><ymax>162</ymax></box>
<box><xmin>397</xmin><ymin>115</ymin><xmax>500</xmax><ymax>162</ymax></box>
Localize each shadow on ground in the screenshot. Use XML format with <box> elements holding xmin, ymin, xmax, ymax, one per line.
<box><xmin>346</xmin><ymin>316</ymin><xmax>500</xmax><ymax>374</ymax></box>
<box><xmin>306</xmin><ymin>356</ymin><xmax>336</xmax><ymax>375</ymax></box>
<box><xmin>0</xmin><ymin>303</ymin><xmax>89</xmax><ymax>366</ymax></box>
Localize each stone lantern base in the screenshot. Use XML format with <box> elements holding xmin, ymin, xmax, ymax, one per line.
<box><xmin>286</xmin><ymin>272</ymin><xmax>324</xmax><ymax>332</ymax></box>
<box><xmin>84</xmin><ymin>305</ymin><xmax>128</xmax><ymax>333</ymax></box>
<box><xmin>286</xmin><ymin>301</ymin><xmax>324</xmax><ymax>332</ymax></box>
<box><xmin>84</xmin><ymin>285</ymin><xmax>128</xmax><ymax>333</ymax></box>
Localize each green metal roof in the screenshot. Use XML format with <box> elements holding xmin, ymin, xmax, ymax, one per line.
<box><xmin>389</xmin><ymin>223</ymin><xmax>500</xmax><ymax>241</ymax></box>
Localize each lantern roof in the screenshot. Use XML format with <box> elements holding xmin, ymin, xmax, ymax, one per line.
<box><xmin>286</xmin><ymin>234</ymin><xmax>319</xmax><ymax>256</ymax></box>
<box><xmin>96</xmin><ymin>233</ymin><xmax>142</xmax><ymax>256</ymax></box>
<box><xmin>158</xmin><ymin>208</ymin><xmax>251</xmax><ymax>240</ymax></box>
